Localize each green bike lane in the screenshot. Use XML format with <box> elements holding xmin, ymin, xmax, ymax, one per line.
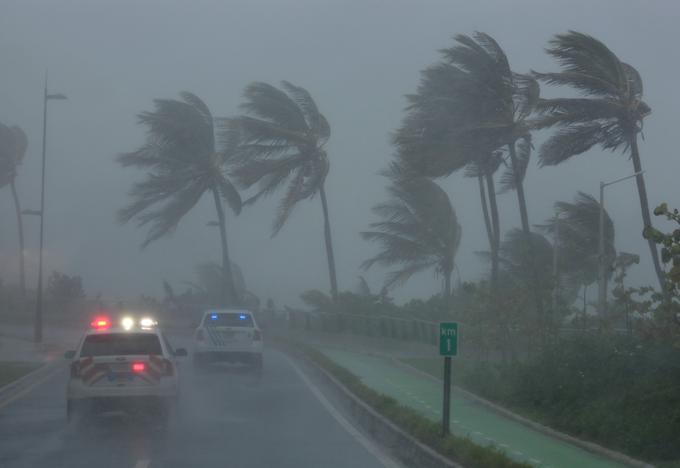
<box><xmin>320</xmin><ymin>348</ymin><xmax>627</xmax><ymax>468</ymax></box>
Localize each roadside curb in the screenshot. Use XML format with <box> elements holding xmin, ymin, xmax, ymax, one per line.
<box><xmin>389</xmin><ymin>357</ymin><xmax>654</xmax><ymax>468</ymax></box>
<box><xmin>279</xmin><ymin>344</ymin><xmax>464</xmax><ymax>468</ymax></box>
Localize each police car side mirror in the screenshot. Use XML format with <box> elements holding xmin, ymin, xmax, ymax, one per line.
<box><xmin>174</xmin><ymin>348</ymin><xmax>188</xmax><ymax>357</ymax></box>
<box><xmin>64</xmin><ymin>350</ymin><xmax>76</xmax><ymax>359</ymax></box>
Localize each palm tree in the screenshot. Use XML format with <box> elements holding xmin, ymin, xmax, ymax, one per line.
<box><xmin>532</xmin><ymin>31</ymin><xmax>662</xmax><ymax>294</ymax></box>
<box><xmin>538</xmin><ymin>192</ymin><xmax>616</xmax><ymax>309</ymax></box>
<box><xmin>0</xmin><ymin>124</ymin><xmax>28</xmax><ymax>297</ymax></box>
<box><xmin>464</xmin><ymin>152</ymin><xmax>504</xmax><ymax>295</ymax></box>
<box><xmin>229</xmin><ymin>81</ymin><xmax>338</xmax><ymax>300</ymax></box>
<box><xmin>118</xmin><ymin>92</ymin><xmax>242</xmax><ymax>305</ymax></box>
<box><xmin>393</xmin><ymin>32</ymin><xmax>544</xmax><ymax>319</ymax></box>
<box><xmin>361</xmin><ymin>176</ymin><xmax>461</xmax><ymax>303</ymax></box>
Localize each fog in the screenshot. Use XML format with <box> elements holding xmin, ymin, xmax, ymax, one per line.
<box><xmin>2</xmin><ymin>0</ymin><xmax>680</xmax><ymax>307</ymax></box>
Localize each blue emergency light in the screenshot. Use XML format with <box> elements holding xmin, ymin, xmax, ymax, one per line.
<box><xmin>210</xmin><ymin>314</ymin><xmax>218</xmax><ymax>320</ymax></box>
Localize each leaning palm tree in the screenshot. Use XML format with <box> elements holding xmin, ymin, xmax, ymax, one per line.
<box><xmin>464</xmin><ymin>151</ymin><xmax>504</xmax><ymax>293</ymax></box>
<box><xmin>229</xmin><ymin>81</ymin><xmax>338</xmax><ymax>300</ymax></box>
<box><xmin>538</xmin><ymin>192</ymin><xmax>616</xmax><ymax>309</ymax></box>
<box><xmin>393</xmin><ymin>32</ymin><xmax>543</xmax><ymax>318</ymax></box>
<box><xmin>533</xmin><ymin>31</ymin><xmax>662</xmax><ymax>294</ymax></box>
<box><xmin>0</xmin><ymin>124</ymin><xmax>28</xmax><ymax>297</ymax></box>
<box><xmin>361</xmin><ymin>177</ymin><xmax>461</xmax><ymax>303</ymax></box>
<box><xmin>118</xmin><ymin>92</ymin><xmax>241</xmax><ymax>305</ymax></box>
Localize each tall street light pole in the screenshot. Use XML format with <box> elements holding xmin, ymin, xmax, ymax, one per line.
<box><xmin>597</xmin><ymin>171</ymin><xmax>644</xmax><ymax>317</ymax></box>
<box><xmin>34</xmin><ymin>71</ymin><xmax>67</xmax><ymax>343</ymax></box>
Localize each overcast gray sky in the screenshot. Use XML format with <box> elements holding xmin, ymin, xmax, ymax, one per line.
<box><xmin>1</xmin><ymin>0</ymin><xmax>679</xmax><ymax>307</ymax></box>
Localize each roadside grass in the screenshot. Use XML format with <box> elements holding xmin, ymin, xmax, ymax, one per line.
<box><xmin>275</xmin><ymin>336</ymin><xmax>530</xmax><ymax>468</ymax></box>
<box><xmin>401</xmin><ymin>353</ymin><xmax>680</xmax><ymax>467</ymax></box>
<box><xmin>0</xmin><ymin>361</ymin><xmax>40</xmax><ymax>388</ymax></box>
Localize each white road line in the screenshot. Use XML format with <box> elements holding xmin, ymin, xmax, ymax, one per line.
<box><xmin>0</xmin><ymin>367</ymin><xmax>65</xmax><ymax>411</ymax></box>
<box><xmin>134</xmin><ymin>460</ymin><xmax>151</xmax><ymax>468</ymax></box>
<box><xmin>284</xmin><ymin>356</ymin><xmax>402</xmax><ymax>468</ymax></box>
<box><xmin>529</xmin><ymin>458</ymin><xmax>542</xmax><ymax>465</ymax></box>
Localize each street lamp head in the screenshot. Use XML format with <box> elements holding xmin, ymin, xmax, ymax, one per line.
<box><xmin>46</xmin><ymin>93</ymin><xmax>67</xmax><ymax>101</ymax></box>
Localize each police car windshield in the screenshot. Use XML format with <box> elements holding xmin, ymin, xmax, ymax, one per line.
<box><xmin>81</xmin><ymin>333</ymin><xmax>162</xmax><ymax>356</ymax></box>
<box><xmin>204</xmin><ymin>313</ymin><xmax>253</xmax><ymax>328</ymax></box>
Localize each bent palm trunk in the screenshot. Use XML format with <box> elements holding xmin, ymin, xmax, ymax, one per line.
<box><xmin>486</xmin><ymin>171</ymin><xmax>501</xmax><ymax>295</ymax></box>
<box><xmin>630</xmin><ymin>137</ymin><xmax>666</xmax><ymax>297</ymax></box>
<box><xmin>319</xmin><ymin>185</ymin><xmax>339</xmax><ymax>301</ymax></box>
<box><xmin>10</xmin><ymin>178</ymin><xmax>26</xmax><ymax>298</ymax></box>
<box><xmin>212</xmin><ymin>188</ymin><xmax>238</xmax><ymax>306</ymax></box>
<box><xmin>508</xmin><ymin>142</ymin><xmax>545</xmax><ymax>328</ymax></box>
<box><xmin>478</xmin><ymin>175</ymin><xmax>494</xmax><ymax>250</ymax></box>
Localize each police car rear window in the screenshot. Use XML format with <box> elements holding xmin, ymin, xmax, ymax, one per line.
<box><xmin>204</xmin><ymin>313</ymin><xmax>254</xmax><ymax>327</ymax></box>
<box><xmin>81</xmin><ymin>333</ymin><xmax>162</xmax><ymax>356</ymax></box>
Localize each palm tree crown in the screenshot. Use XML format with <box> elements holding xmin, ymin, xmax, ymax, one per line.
<box><xmin>230</xmin><ymin>81</ymin><xmax>331</xmax><ymax>234</ymax></box>
<box><xmin>534</xmin><ymin>31</ymin><xmax>651</xmax><ymax>165</ymax></box>
<box><xmin>361</xmin><ymin>176</ymin><xmax>461</xmax><ymax>296</ymax></box>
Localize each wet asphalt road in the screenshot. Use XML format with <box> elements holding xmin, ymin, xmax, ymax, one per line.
<box><xmin>0</xmin><ymin>336</ymin><xmax>394</xmax><ymax>468</ymax></box>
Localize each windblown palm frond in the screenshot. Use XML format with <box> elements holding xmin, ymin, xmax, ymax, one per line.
<box><xmin>230</xmin><ymin>81</ymin><xmax>339</xmax><ymax>300</ymax></box>
<box><xmin>533</xmin><ymin>31</ymin><xmax>651</xmax><ymax>166</ymax></box>
<box><xmin>537</xmin><ymin>191</ymin><xmax>615</xmax><ymax>286</ymax></box>
<box><xmin>118</xmin><ymin>92</ymin><xmax>241</xmax><ymax>247</ymax></box>
<box><xmin>0</xmin><ymin>124</ymin><xmax>27</xmax><ymax>187</ymax></box>
<box><xmin>499</xmin><ymin>136</ymin><xmax>531</xmax><ymax>193</ymax></box>
<box><xmin>229</xmin><ymin>81</ymin><xmax>330</xmax><ymax>235</ymax></box>
<box><xmin>119</xmin><ymin>92</ymin><xmax>242</xmax><ymax>305</ymax></box>
<box><xmin>0</xmin><ymin>123</ymin><xmax>29</xmax><ymax>295</ymax></box>
<box><xmin>498</xmin><ymin>229</ymin><xmax>553</xmax><ymax>284</ymax></box>
<box><xmin>361</xmin><ymin>177</ymin><xmax>461</xmax><ymax>291</ymax></box>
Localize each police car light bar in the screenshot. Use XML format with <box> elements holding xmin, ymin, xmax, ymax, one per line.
<box><xmin>90</xmin><ymin>316</ymin><xmax>111</xmax><ymax>330</ymax></box>
<box><xmin>121</xmin><ymin>316</ymin><xmax>135</xmax><ymax>330</ymax></box>
<box><xmin>139</xmin><ymin>317</ymin><xmax>157</xmax><ymax>329</ymax></box>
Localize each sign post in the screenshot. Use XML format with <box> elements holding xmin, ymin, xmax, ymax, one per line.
<box><xmin>439</xmin><ymin>322</ymin><xmax>458</xmax><ymax>436</ymax></box>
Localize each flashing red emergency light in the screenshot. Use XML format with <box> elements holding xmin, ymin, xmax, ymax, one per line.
<box><xmin>131</xmin><ymin>362</ymin><xmax>146</xmax><ymax>373</ymax></box>
<box><xmin>90</xmin><ymin>316</ymin><xmax>111</xmax><ymax>330</ymax></box>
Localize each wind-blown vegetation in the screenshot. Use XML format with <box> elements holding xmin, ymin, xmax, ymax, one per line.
<box><xmin>229</xmin><ymin>81</ymin><xmax>339</xmax><ymax>301</ymax></box>
<box><xmin>0</xmin><ymin>124</ymin><xmax>28</xmax><ymax>297</ymax></box>
<box><xmin>118</xmin><ymin>92</ymin><xmax>242</xmax><ymax>306</ymax></box>
<box><xmin>361</xmin><ymin>168</ymin><xmax>461</xmax><ymax>303</ymax></box>
<box><xmin>533</xmin><ymin>31</ymin><xmax>662</xmax><ymax>295</ymax></box>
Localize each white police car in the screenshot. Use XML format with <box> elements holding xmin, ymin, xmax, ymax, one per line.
<box><xmin>64</xmin><ymin>315</ymin><xmax>187</xmax><ymax>424</ymax></box>
<box><xmin>193</xmin><ymin>309</ymin><xmax>263</xmax><ymax>371</ymax></box>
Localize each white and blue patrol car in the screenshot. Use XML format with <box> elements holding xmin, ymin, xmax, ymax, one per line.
<box><xmin>192</xmin><ymin>309</ymin><xmax>263</xmax><ymax>370</ymax></box>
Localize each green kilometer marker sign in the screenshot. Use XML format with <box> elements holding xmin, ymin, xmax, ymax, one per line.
<box><xmin>439</xmin><ymin>322</ymin><xmax>458</xmax><ymax>356</ymax></box>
